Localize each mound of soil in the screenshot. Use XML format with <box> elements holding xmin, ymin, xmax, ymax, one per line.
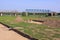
<box><xmin>13</xmin><ymin>16</ymin><xmax>24</xmax><ymax>23</ymax></box>
<box><xmin>43</xmin><ymin>19</ymin><xmax>60</xmax><ymax>27</ymax></box>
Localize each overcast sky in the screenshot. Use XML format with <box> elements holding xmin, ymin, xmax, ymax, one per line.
<box><xmin>0</xmin><ymin>0</ymin><xmax>60</xmax><ymax>12</ymax></box>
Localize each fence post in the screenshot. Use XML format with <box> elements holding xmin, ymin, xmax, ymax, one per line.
<box><xmin>26</xmin><ymin>12</ymin><xmax>28</xmax><ymax>16</ymax></box>
<box><xmin>1</xmin><ymin>13</ymin><xmax>3</xmax><ymax>16</ymax></box>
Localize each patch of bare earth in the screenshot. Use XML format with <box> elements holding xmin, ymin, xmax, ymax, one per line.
<box><xmin>11</xmin><ymin>16</ymin><xmax>24</xmax><ymax>24</ymax></box>
<box><xmin>0</xmin><ymin>24</ymin><xmax>29</xmax><ymax>40</ymax></box>
<box><xmin>27</xmin><ymin>19</ymin><xmax>42</xmax><ymax>24</ymax></box>
<box><xmin>53</xmin><ymin>38</ymin><xmax>60</xmax><ymax>40</ymax></box>
<box><xmin>39</xmin><ymin>19</ymin><xmax>60</xmax><ymax>28</ymax></box>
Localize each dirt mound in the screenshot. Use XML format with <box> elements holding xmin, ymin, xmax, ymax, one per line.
<box><xmin>14</xmin><ymin>16</ymin><xmax>24</xmax><ymax>23</ymax></box>
<box><xmin>43</xmin><ymin>19</ymin><xmax>60</xmax><ymax>27</ymax></box>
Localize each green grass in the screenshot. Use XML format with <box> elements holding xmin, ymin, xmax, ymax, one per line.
<box><xmin>52</xmin><ymin>34</ymin><xmax>60</xmax><ymax>38</ymax></box>
<box><xmin>0</xmin><ymin>16</ymin><xmax>60</xmax><ymax>40</ymax></box>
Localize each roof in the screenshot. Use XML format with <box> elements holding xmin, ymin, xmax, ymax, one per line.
<box><xmin>26</xmin><ymin>9</ymin><xmax>52</xmax><ymax>13</ymax></box>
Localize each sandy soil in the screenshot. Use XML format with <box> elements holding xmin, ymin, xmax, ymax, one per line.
<box><xmin>28</xmin><ymin>21</ymin><xmax>42</xmax><ymax>24</ymax></box>
<box><xmin>0</xmin><ymin>24</ymin><xmax>29</xmax><ymax>40</ymax></box>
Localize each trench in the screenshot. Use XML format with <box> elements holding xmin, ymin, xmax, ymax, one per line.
<box><xmin>32</xmin><ymin>20</ymin><xmax>44</xmax><ymax>23</ymax></box>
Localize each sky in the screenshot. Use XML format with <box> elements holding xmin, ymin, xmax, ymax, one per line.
<box><xmin>0</xmin><ymin>0</ymin><xmax>60</xmax><ymax>12</ymax></box>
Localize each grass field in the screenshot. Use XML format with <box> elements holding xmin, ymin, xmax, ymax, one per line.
<box><xmin>0</xmin><ymin>16</ymin><xmax>60</xmax><ymax>40</ymax></box>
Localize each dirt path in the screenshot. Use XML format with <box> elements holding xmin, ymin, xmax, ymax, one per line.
<box><xmin>0</xmin><ymin>24</ymin><xmax>29</xmax><ymax>40</ymax></box>
<box><xmin>28</xmin><ymin>21</ymin><xmax>42</xmax><ymax>24</ymax></box>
